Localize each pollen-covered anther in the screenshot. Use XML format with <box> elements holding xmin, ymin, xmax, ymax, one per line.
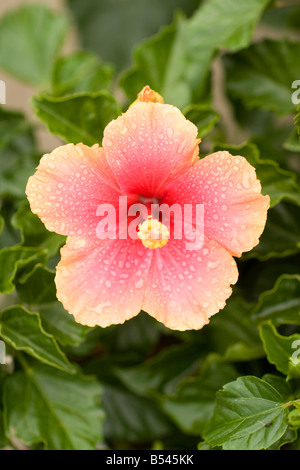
<box><xmin>137</xmin><ymin>215</ymin><xmax>170</xmax><ymax>249</ymax></box>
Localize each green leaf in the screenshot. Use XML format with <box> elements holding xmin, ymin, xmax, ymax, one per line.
<box><xmin>207</xmin><ymin>294</ymin><xmax>264</xmax><ymax>361</ymax></box>
<box><xmin>67</xmin><ymin>0</ymin><xmax>197</xmax><ymax>71</ymax></box>
<box><xmin>32</xmin><ymin>91</ymin><xmax>121</xmax><ymax>146</ymax></box>
<box><xmin>121</xmin><ymin>0</ymin><xmax>270</xmax><ymax>108</ymax></box>
<box><xmin>259</xmin><ymin>321</ymin><xmax>300</xmax><ymax>380</ymax></box>
<box><xmin>102</xmin><ymin>384</ymin><xmax>173</xmax><ymax>444</ymax></box>
<box><xmin>183</xmin><ymin>104</ymin><xmax>220</xmax><ymax>138</ymax></box>
<box><xmin>269</xmin><ymin>427</ymin><xmax>298</xmax><ymax>450</ymax></box>
<box><xmin>262</xmin><ymin>373</ymin><xmax>293</xmax><ymax>401</ymax></box>
<box><xmin>225</xmin><ymin>39</ymin><xmax>300</xmax><ymax>115</ymax></box>
<box><xmin>52</xmin><ymin>51</ymin><xmax>113</xmax><ymax>97</ymax></box>
<box><xmin>0</xmin><ymin>108</ymin><xmax>38</xmax><ymax>201</ymax></box>
<box><xmin>99</xmin><ymin>312</ymin><xmax>161</xmax><ymax>358</ymax></box>
<box><xmin>252</xmin><ymin>275</ymin><xmax>300</xmax><ymax>326</ymax></box>
<box><xmin>12</xmin><ymin>200</ymin><xmax>65</xmax><ymax>257</ymax></box>
<box><xmin>203</xmin><ymin>376</ymin><xmax>289</xmax><ymax>450</ymax></box>
<box><xmin>212</xmin><ymin>142</ymin><xmax>300</xmax><ymax>208</ymax></box>
<box><xmin>0</xmin><ymin>306</ymin><xmax>74</xmax><ymax>373</ymax></box>
<box><xmin>262</xmin><ymin>3</ymin><xmax>300</xmax><ymax>31</ymax></box>
<box><xmin>160</xmin><ymin>362</ymin><xmax>238</xmax><ymax>435</ymax></box>
<box><xmin>288</xmin><ymin>409</ymin><xmax>300</xmax><ymax>430</ymax></box>
<box><xmin>115</xmin><ymin>342</ymin><xmax>205</xmax><ymax>396</ymax></box>
<box><xmin>0</xmin><ymin>5</ymin><xmax>68</xmax><ymax>87</ymax></box>
<box><xmin>14</xmin><ymin>263</ymin><xmax>88</xmax><ymax>348</ymax></box>
<box><xmin>242</xmin><ymin>111</ymin><xmax>298</xmax><ymax>171</ymax></box>
<box><xmin>250</xmin><ymin>159</ymin><xmax>300</xmax><ymax>208</ymax></box>
<box><xmin>38</xmin><ymin>302</ymin><xmax>89</xmax><ymax>347</ymax></box>
<box><xmin>0</xmin><ymin>411</ymin><xmax>8</xmax><ymax>449</ymax></box>
<box><xmin>0</xmin><ymin>107</ymin><xmax>32</xmax><ymax>150</ymax></box>
<box><xmin>16</xmin><ymin>264</ymin><xmax>57</xmax><ymax>305</ymax></box>
<box><xmin>120</xmin><ymin>20</ymin><xmax>187</xmax><ymax>108</ymax></box>
<box><xmin>3</xmin><ymin>363</ymin><xmax>103</xmax><ymax>449</ymax></box>
<box><xmin>0</xmin><ymin>245</ymin><xmax>46</xmax><ymax>294</ymax></box>
<box><xmin>0</xmin><ymin>215</ymin><xmax>4</xmax><ymax>235</ymax></box>
<box><xmin>283</xmin><ymin>127</ymin><xmax>300</xmax><ymax>153</ymax></box>
<box><xmin>0</xmin><ymin>201</ymin><xmax>22</xmax><ymax>249</ymax></box>
<box><xmin>243</xmin><ymin>201</ymin><xmax>300</xmax><ymax>260</ymax></box>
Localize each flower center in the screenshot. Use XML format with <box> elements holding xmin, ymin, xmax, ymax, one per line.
<box><xmin>137</xmin><ymin>215</ymin><xmax>169</xmax><ymax>249</ymax></box>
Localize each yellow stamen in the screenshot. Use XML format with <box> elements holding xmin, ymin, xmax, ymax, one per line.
<box><xmin>137</xmin><ymin>216</ymin><xmax>169</xmax><ymax>249</ymax></box>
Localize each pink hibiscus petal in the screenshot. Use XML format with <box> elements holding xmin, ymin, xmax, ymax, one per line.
<box><xmin>102</xmin><ymin>102</ymin><xmax>200</xmax><ymax>197</ymax></box>
<box><xmin>163</xmin><ymin>151</ymin><xmax>270</xmax><ymax>257</ymax></box>
<box><xmin>142</xmin><ymin>236</ymin><xmax>239</xmax><ymax>331</ymax></box>
<box><xmin>55</xmin><ymin>236</ymin><xmax>153</xmax><ymax>327</ymax></box>
<box><xmin>26</xmin><ymin>143</ymin><xmax>121</xmax><ymax>237</ymax></box>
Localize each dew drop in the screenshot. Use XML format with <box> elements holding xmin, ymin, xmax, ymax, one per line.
<box><xmin>208</xmin><ymin>261</ymin><xmax>220</xmax><ymax>270</ymax></box>
<box><xmin>135</xmin><ymin>278</ymin><xmax>144</xmax><ymax>289</ymax></box>
<box><xmin>166</xmin><ymin>128</ymin><xmax>173</xmax><ymax>139</ymax></box>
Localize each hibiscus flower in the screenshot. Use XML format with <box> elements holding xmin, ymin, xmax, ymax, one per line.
<box><xmin>26</xmin><ymin>86</ymin><xmax>269</xmax><ymax>330</ymax></box>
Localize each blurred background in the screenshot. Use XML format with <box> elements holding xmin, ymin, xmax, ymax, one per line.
<box><xmin>1</xmin><ymin>0</ymin><xmax>300</xmax><ymax>451</ymax></box>
<box><xmin>1</xmin><ymin>0</ymin><xmax>299</xmax><ymax>153</ymax></box>
<box><xmin>0</xmin><ymin>0</ymin><xmax>78</xmax><ymax>150</ymax></box>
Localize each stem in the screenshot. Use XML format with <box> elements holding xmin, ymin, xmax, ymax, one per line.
<box><xmin>284</xmin><ymin>398</ymin><xmax>300</xmax><ymax>408</ymax></box>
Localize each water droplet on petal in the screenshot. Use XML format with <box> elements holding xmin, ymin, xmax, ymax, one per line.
<box><xmin>166</xmin><ymin>128</ymin><xmax>173</xmax><ymax>139</ymax></box>
<box><xmin>208</xmin><ymin>261</ymin><xmax>220</xmax><ymax>270</ymax></box>
<box><xmin>135</xmin><ymin>278</ymin><xmax>144</xmax><ymax>289</ymax></box>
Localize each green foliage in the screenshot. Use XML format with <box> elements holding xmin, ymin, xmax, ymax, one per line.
<box><xmin>0</xmin><ymin>306</ymin><xmax>74</xmax><ymax>373</ymax></box>
<box><xmin>160</xmin><ymin>362</ymin><xmax>239</xmax><ymax>435</ymax></box>
<box><xmin>67</xmin><ymin>0</ymin><xmax>198</xmax><ymax>71</ymax></box>
<box><xmin>51</xmin><ymin>51</ymin><xmax>114</xmax><ymax>97</ymax></box>
<box><xmin>212</xmin><ymin>142</ymin><xmax>300</xmax><ymax>208</ymax></box>
<box><xmin>121</xmin><ymin>0</ymin><xmax>270</xmax><ymax>108</ymax></box>
<box><xmin>252</xmin><ymin>275</ymin><xmax>300</xmax><ymax>326</ymax></box>
<box><xmin>0</xmin><ymin>0</ymin><xmax>300</xmax><ymax>451</ymax></box>
<box><xmin>0</xmin><ymin>108</ymin><xmax>38</xmax><ymax>200</ymax></box>
<box><xmin>32</xmin><ymin>92</ymin><xmax>121</xmax><ymax>146</ymax></box>
<box><xmin>203</xmin><ymin>376</ymin><xmax>291</xmax><ymax>450</ymax></box>
<box><xmin>3</xmin><ymin>362</ymin><xmax>103</xmax><ymax>449</ymax></box>
<box><xmin>183</xmin><ymin>105</ymin><xmax>220</xmax><ymax>139</ymax></box>
<box><xmin>0</xmin><ymin>4</ymin><xmax>68</xmax><ymax>86</ymax></box>
<box><xmin>225</xmin><ymin>39</ymin><xmax>300</xmax><ymax>115</ymax></box>
<box><xmin>259</xmin><ymin>321</ymin><xmax>300</xmax><ymax>380</ymax></box>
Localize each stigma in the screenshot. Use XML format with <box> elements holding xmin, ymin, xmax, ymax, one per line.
<box><xmin>137</xmin><ymin>215</ymin><xmax>170</xmax><ymax>249</ymax></box>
